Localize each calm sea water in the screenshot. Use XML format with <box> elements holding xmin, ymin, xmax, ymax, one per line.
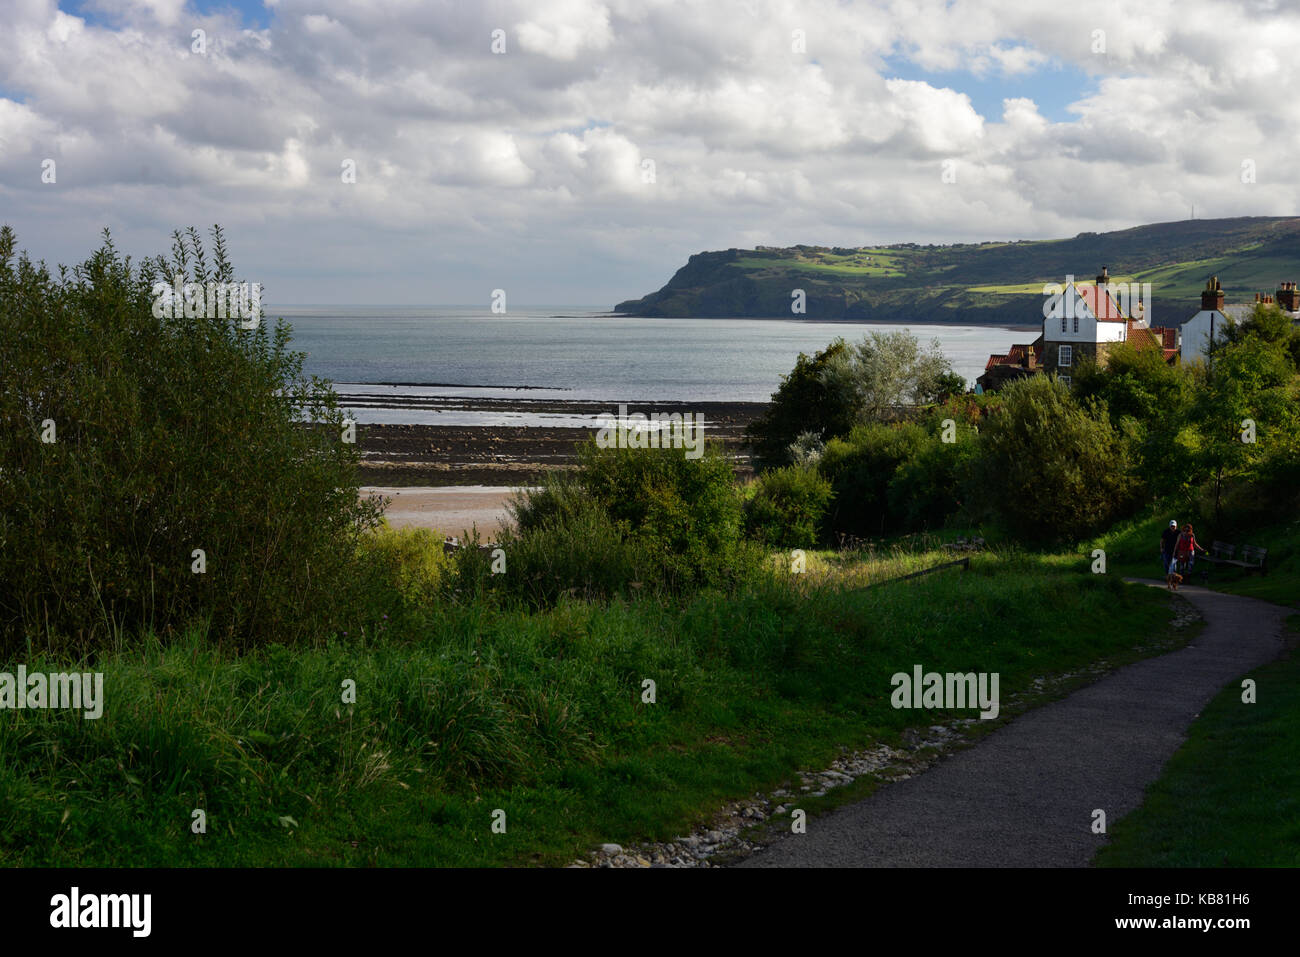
<box><xmin>272</xmin><ymin>306</ymin><xmax>1029</xmax><ymax>423</ymax></box>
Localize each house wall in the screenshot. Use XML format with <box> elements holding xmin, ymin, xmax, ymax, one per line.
<box><xmin>1040</xmin><ymin>340</ymin><xmax>1098</xmax><ymax>372</ymax></box>
<box><xmin>1180</xmin><ymin>309</ymin><xmax>1226</xmax><ymax>364</ymax></box>
<box><xmin>1042</xmin><ymin>284</ymin><xmax>1128</xmax><ymax>345</ymax></box>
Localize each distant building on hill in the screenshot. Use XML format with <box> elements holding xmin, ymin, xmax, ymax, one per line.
<box><xmin>976</xmin><ymin>267</ymin><xmax>1295</xmax><ymax>392</ymax></box>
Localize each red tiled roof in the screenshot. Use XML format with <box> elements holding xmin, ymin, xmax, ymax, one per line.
<box><xmin>985</xmin><ymin>340</ymin><xmax>1041</xmax><ymax>371</ymax></box>
<box><xmin>1124</xmin><ymin>322</ymin><xmax>1181</xmax><ymax>362</ymax></box>
<box><xmin>1126</xmin><ymin>321</ymin><xmax>1160</xmax><ymax>350</ymax></box>
<box><xmin>1076</xmin><ymin>284</ymin><xmax>1127</xmax><ymax>321</ymax></box>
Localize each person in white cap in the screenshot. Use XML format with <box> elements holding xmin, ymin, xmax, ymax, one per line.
<box><xmin>1159</xmin><ymin>519</ymin><xmax>1180</xmax><ymax>578</ymax></box>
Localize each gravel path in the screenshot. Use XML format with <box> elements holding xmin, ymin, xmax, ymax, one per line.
<box><xmin>737</xmin><ymin>581</ymin><xmax>1292</xmax><ymax>868</ymax></box>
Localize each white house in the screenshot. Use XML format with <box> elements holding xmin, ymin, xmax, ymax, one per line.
<box><xmin>1180</xmin><ymin>278</ymin><xmax>1300</xmax><ymax>364</ymax></box>
<box><xmin>1037</xmin><ymin>267</ymin><xmax>1173</xmax><ymax>386</ymax></box>
<box><xmin>978</xmin><ymin>266</ymin><xmax>1177</xmax><ymax>392</ymax></box>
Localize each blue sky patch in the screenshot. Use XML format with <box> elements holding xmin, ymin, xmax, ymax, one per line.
<box><xmin>881</xmin><ymin>54</ymin><xmax>1096</xmax><ymax>125</ymax></box>
<box><xmin>61</xmin><ymin>0</ymin><xmax>274</xmax><ymax>30</ymax></box>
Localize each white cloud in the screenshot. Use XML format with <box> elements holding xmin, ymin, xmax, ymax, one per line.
<box><xmin>0</xmin><ymin>0</ymin><xmax>1296</xmax><ymax>303</ymax></box>
<box><xmin>515</xmin><ymin>0</ymin><xmax>614</xmax><ymax>60</ymax></box>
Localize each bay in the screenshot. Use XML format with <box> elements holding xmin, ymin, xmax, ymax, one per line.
<box><xmin>273</xmin><ymin>305</ymin><xmax>1032</xmax><ymax>423</ymax></box>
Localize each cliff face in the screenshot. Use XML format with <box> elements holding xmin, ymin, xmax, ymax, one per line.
<box><xmin>613</xmin><ymin>217</ymin><xmax>1300</xmax><ymax>324</ymax></box>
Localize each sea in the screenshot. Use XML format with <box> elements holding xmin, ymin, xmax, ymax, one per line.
<box><xmin>272</xmin><ymin>306</ymin><xmax>1031</xmax><ymax>426</ymax></box>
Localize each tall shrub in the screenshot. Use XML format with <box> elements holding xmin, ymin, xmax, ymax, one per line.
<box><xmin>967</xmin><ymin>375</ymin><xmax>1135</xmax><ymax>543</ymax></box>
<box><xmin>0</xmin><ymin>225</ymin><xmax>382</xmax><ymax>651</ymax></box>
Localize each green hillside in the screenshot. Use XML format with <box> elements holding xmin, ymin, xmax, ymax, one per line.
<box><xmin>614</xmin><ymin>216</ymin><xmax>1300</xmax><ymax>325</ymax></box>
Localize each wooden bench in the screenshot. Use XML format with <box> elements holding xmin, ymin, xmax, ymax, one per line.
<box><xmin>1233</xmin><ymin>544</ymin><xmax>1269</xmax><ymax>575</ymax></box>
<box><xmin>1202</xmin><ymin>541</ymin><xmax>1235</xmax><ymax>567</ymax></box>
<box><xmin>1200</xmin><ymin>541</ymin><xmax>1267</xmax><ymax>576</ymax></box>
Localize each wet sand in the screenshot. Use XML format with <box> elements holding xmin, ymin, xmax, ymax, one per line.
<box><xmin>365</xmin><ymin>486</ymin><xmax>520</xmax><ymax>538</ymax></box>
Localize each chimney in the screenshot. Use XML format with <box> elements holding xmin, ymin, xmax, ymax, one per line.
<box><xmin>1096</xmin><ymin>265</ymin><xmax>1109</xmax><ymax>285</ymax></box>
<box><xmin>1277</xmin><ymin>281</ymin><xmax>1299</xmax><ymax>312</ymax></box>
<box><xmin>1201</xmin><ymin>276</ymin><xmax>1224</xmax><ymax>312</ymax></box>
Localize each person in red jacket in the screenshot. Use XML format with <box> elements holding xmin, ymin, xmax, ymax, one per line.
<box><xmin>1174</xmin><ymin>523</ymin><xmax>1208</xmax><ymax>579</ymax></box>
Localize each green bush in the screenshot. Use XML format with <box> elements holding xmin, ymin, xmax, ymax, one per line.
<box><xmin>501</xmin><ymin>438</ymin><xmax>764</xmax><ymax>599</ymax></box>
<box><xmin>887</xmin><ymin>434</ymin><xmax>973</xmax><ymax>532</ymax></box>
<box><xmin>967</xmin><ymin>374</ymin><xmax>1135</xmax><ymax>543</ymax></box>
<box><xmin>496</xmin><ymin>489</ymin><xmax>642</xmax><ymax>605</ymax></box>
<box><xmin>743</xmin><ymin>465</ymin><xmax>834</xmax><ymax>548</ymax></box>
<box><xmin>355</xmin><ymin>523</ymin><xmax>453</xmax><ymax>613</ymax></box>
<box><xmin>745</xmin><ymin>339</ymin><xmax>858</xmax><ymax>470</ymax></box>
<box><xmin>0</xmin><ymin>225</ymin><xmax>381</xmax><ymax>651</ymax></box>
<box><xmin>506</xmin><ymin>471</ymin><xmax>589</xmax><ymax>534</ymax></box>
<box><xmin>817</xmin><ymin>422</ymin><xmax>929</xmax><ymax>538</ymax></box>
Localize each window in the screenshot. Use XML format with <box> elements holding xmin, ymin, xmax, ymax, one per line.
<box><xmin>1059</xmin><ymin>345</ymin><xmax>1073</xmax><ymax>367</ymax></box>
<box><xmin>1073</xmin><ymin>315</ymin><xmax>1079</xmax><ymax>333</ymax></box>
<box><xmin>1061</xmin><ymin>315</ymin><xmax>1067</xmax><ymax>333</ymax></box>
<box><xmin>1058</xmin><ymin>375</ymin><xmax>1071</xmax><ymax>388</ymax></box>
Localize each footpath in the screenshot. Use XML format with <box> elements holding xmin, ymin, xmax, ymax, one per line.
<box><xmin>739</xmin><ymin>582</ymin><xmax>1292</xmax><ymax>867</ymax></box>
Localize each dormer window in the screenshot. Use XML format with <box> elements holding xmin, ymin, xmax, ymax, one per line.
<box><xmin>1059</xmin><ymin>345</ymin><xmax>1073</xmax><ymax>367</ymax></box>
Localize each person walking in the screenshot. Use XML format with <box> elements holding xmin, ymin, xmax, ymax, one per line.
<box><xmin>1175</xmin><ymin>523</ymin><xmax>1208</xmax><ymax>580</ymax></box>
<box><xmin>1160</xmin><ymin>519</ymin><xmax>1180</xmax><ymax>579</ymax></box>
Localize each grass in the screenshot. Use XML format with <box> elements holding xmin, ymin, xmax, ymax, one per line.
<box><xmin>734</xmin><ymin>256</ymin><xmax>899</xmax><ymax>278</ymax></box>
<box><xmin>1134</xmin><ymin>254</ymin><xmax>1300</xmax><ymax>301</ymax></box>
<box><xmin>1095</xmin><ymin>628</ymin><xmax>1300</xmax><ymax>867</ymax></box>
<box><xmin>0</xmin><ymin>548</ymin><xmax>1177</xmax><ymax>867</ymax></box>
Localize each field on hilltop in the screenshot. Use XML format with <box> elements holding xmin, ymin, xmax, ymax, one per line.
<box><xmin>615</xmin><ymin>216</ymin><xmax>1300</xmax><ymax>325</ymax></box>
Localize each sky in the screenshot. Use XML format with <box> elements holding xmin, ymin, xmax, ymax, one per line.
<box><xmin>1</xmin><ymin>0</ymin><xmax>1298</xmax><ymax>305</ymax></box>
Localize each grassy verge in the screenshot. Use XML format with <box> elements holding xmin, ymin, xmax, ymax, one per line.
<box><xmin>1</xmin><ymin>550</ymin><xmax>1176</xmax><ymax>867</ymax></box>
<box><xmin>1095</xmin><ymin>617</ymin><xmax>1300</xmax><ymax>867</ymax></box>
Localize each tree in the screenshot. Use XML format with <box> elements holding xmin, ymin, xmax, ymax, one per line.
<box><xmin>1070</xmin><ymin>341</ymin><xmax>1194</xmax><ymax>503</ymax></box>
<box><xmin>746</xmin><ymin>331</ymin><xmax>960</xmax><ymax>471</ymax></box>
<box><xmin>1186</xmin><ymin>332</ymin><xmax>1297</xmax><ymax>525</ymax></box>
<box><xmin>0</xmin><ymin>225</ymin><xmax>382</xmax><ymax>651</ymax></box>
<box><xmin>1072</xmin><ymin>341</ymin><xmax>1190</xmax><ymax>425</ymax></box>
<box><xmin>745</xmin><ymin>339</ymin><xmax>860</xmax><ymax>470</ymax></box>
<box><xmin>837</xmin><ymin>330</ymin><xmax>959</xmax><ymax>419</ymax></box>
<box><xmin>968</xmin><ymin>375</ymin><xmax>1135</xmax><ymax>543</ymax></box>
<box><xmin>1221</xmin><ymin>300</ymin><xmax>1300</xmax><ymax>372</ymax></box>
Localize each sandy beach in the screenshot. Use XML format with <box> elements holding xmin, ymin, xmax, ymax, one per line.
<box><xmin>365</xmin><ymin>485</ymin><xmax>520</xmax><ymax>538</ymax></box>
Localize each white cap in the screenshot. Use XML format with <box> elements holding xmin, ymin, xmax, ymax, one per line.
<box><xmin>1169</xmin><ymin>520</ymin><xmax>1177</xmax><ymax>527</ymax></box>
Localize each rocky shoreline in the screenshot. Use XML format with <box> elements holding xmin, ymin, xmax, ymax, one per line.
<box><xmin>356</xmin><ymin>399</ymin><xmax>767</xmax><ymax>486</ymax></box>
